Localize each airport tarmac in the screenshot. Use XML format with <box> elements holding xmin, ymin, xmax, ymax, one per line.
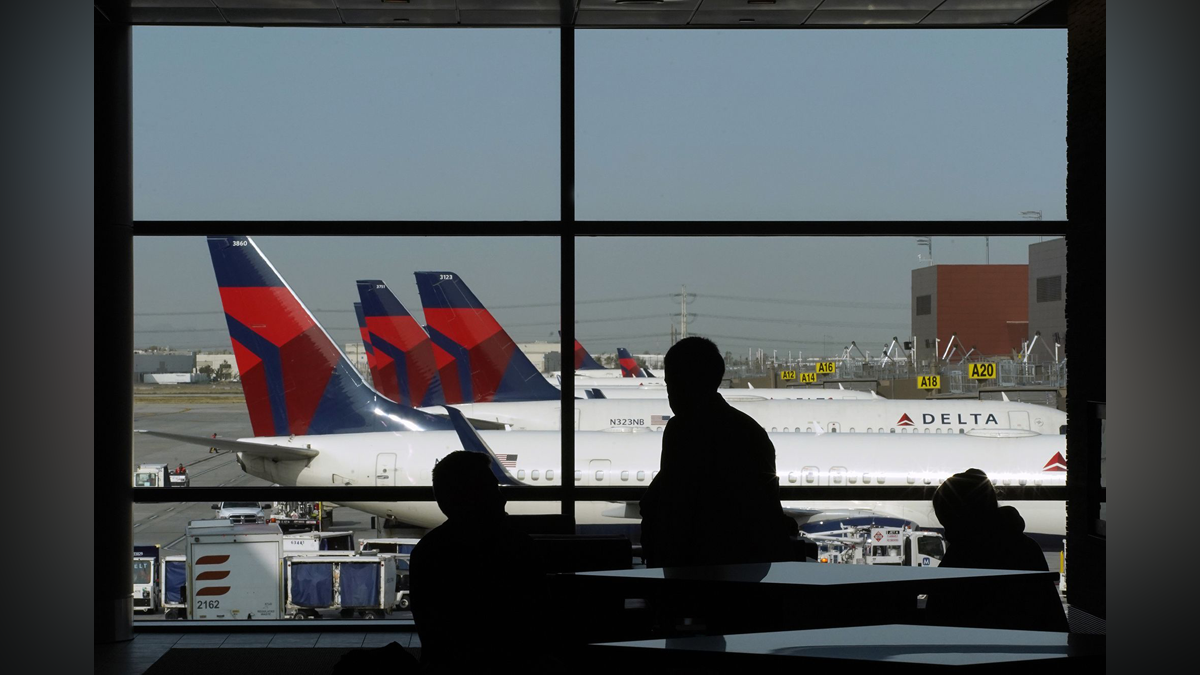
<box><xmin>133</xmin><ymin>397</ymin><xmax>1064</xmax><ymax>622</ymax></box>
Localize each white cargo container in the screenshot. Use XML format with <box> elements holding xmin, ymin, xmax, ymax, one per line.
<box><xmin>185</xmin><ymin>522</ymin><xmax>283</xmax><ymax>620</ymax></box>
<box><xmin>282</xmin><ymin>531</ymin><xmax>354</xmax><ymax>554</ymax></box>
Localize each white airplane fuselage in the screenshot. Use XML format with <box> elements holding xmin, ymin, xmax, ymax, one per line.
<box><xmin>234</xmin><ymin>430</ymin><xmax>1066</xmax><ymax>535</ymax></box>
<box><xmin>421</xmin><ymin>398</ymin><xmax>1066</xmax><ymax>434</ymax></box>
<box><xmin>575</xmin><ymin>387</ymin><xmax>876</xmax><ymax>400</ymax></box>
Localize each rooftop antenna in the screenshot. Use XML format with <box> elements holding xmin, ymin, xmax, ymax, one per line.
<box><xmin>916</xmin><ymin>237</ymin><xmax>933</xmax><ymax>266</ymax></box>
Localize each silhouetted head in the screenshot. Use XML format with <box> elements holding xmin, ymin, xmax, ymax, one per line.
<box><xmin>932</xmin><ymin>468</ymin><xmax>998</xmax><ymax>541</ymax></box>
<box><xmin>664</xmin><ymin>337</ymin><xmax>724</xmax><ymax>415</ymax></box>
<box><xmin>432</xmin><ymin>451</ymin><xmax>505</xmax><ymax>522</ymax></box>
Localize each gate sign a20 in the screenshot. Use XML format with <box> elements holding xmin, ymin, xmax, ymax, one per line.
<box><xmin>968</xmin><ymin>362</ymin><xmax>996</xmax><ymax>379</ymax></box>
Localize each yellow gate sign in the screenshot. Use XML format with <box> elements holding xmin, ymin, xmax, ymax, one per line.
<box><xmin>815</xmin><ymin>362</ymin><xmax>836</xmax><ymax>374</ymax></box>
<box><xmin>968</xmin><ymin>362</ymin><xmax>997</xmax><ymax>379</ymax></box>
<box><xmin>917</xmin><ymin>375</ymin><xmax>941</xmax><ymax>389</ymax></box>
<box><xmin>780</xmin><ymin>370</ymin><xmax>797</xmax><ymax>381</ymax></box>
<box><xmin>797</xmin><ymin>372</ymin><xmax>818</xmax><ymax>384</ymax></box>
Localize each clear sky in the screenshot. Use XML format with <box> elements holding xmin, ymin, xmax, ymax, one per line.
<box><xmin>132</xmin><ymin>27</ymin><xmax>1065</xmax><ymax>357</ymax></box>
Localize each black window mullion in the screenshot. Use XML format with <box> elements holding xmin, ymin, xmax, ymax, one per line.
<box><xmin>560</xmin><ymin>10</ymin><xmax>576</xmax><ymax>529</ymax></box>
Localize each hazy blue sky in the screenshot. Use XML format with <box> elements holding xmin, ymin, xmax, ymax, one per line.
<box><xmin>132</xmin><ymin>27</ymin><xmax>1064</xmax><ymax>357</ymax></box>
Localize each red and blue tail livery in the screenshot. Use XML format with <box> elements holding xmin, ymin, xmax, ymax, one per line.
<box><xmin>617</xmin><ymin>348</ymin><xmax>641</xmax><ymax>378</ymax></box>
<box><xmin>356</xmin><ymin>279</ymin><xmax>448</xmax><ymax>408</ymax></box>
<box><xmin>574</xmin><ymin>337</ymin><xmax>606</xmax><ymax>371</ymax></box>
<box><xmin>353</xmin><ymin>302</ymin><xmax>379</xmax><ymax>388</ymax></box>
<box><xmin>207</xmin><ymin>237</ymin><xmax>451</xmax><ymax>436</ymax></box>
<box><xmin>415</xmin><ymin>271</ymin><xmax>561</xmax><ymax>403</ymax></box>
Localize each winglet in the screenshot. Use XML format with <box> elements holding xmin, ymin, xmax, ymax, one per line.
<box><xmin>747</xmin><ymin>382</ymin><xmax>755</xmax><ymax>389</ymax></box>
<box><xmin>811</xmin><ymin>421</ymin><xmax>826</xmax><ymax>436</ymax></box>
<box><xmin>1001</xmin><ymin>392</ymin><xmax>1010</xmax><ymax>402</ymax></box>
<box><xmin>441</xmin><ymin>406</ymin><xmax>523</xmax><ymax>486</ymax></box>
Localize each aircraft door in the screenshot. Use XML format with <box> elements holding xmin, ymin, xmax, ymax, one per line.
<box><xmin>375</xmin><ymin>453</ymin><xmax>396</xmax><ymax>486</ymax></box>
<box><xmin>828</xmin><ymin>422</ymin><xmax>839</xmax><ymax>433</ymax></box>
<box><xmin>1008</xmin><ymin>411</ymin><xmax>1031</xmax><ymax>430</ymax></box>
<box><xmin>588</xmin><ymin>459</ymin><xmax>611</xmax><ymax>484</ymax></box>
<box><xmin>829</xmin><ymin>466</ymin><xmax>847</xmax><ymax>485</ymax></box>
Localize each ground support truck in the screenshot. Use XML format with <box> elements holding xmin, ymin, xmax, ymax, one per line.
<box><xmin>133</xmin><ymin>545</ymin><xmax>161</xmax><ymax>614</ymax></box>
<box><xmin>186</xmin><ymin>521</ymin><xmax>284</xmax><ymax>620</ymax></box>
<box><xmin>810</xmin><ymin>526</ymin><xmax>946</xmax><ymax>567</ymax></box>
<box><xmin>285</xmin><ymin>554</ymin><xmax>399</xmax><ymax>620</ymax></box>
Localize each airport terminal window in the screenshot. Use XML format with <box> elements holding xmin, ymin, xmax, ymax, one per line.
<box><xmin>133</xmin><ymin>28</ymin><xmax>559</xmax><ymax>221</ymax></box>
<box><xmin>125</xmin><ymin>22</ymin><xmax>1084</xmax><ymax>626</ymax></box>
<box><xmin>576</xmin><ymin>30</ymin><xmax>1066</xmax><ymax>222</ymax></box>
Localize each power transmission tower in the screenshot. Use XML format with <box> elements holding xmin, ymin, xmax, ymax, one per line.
<box><xmin>671</xmin><ymin>285</ymin><xmax>697</xmax><ymax>340</ymax></box>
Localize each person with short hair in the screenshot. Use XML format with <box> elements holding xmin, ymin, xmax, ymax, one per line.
<box><xmin>639</xmin><ymin>337</ymin><xmax>791</xmax><ymax>568</ymax></box>
<box><xmin>926</xmin><ymin>468</ymin><xmax>1067</xmax><ymax>631</ymax></box>
<box><xmin>410</xmin><ymin>451</ymin><xmax>552</xmax><ymax>672</ymax></box>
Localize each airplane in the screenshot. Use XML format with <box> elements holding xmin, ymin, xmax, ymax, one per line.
<box><xmin>139</xmin><ymin>236</ymin><xmax>1066</xmax><ymax>539</ymax></box>
<box><xmin>618</xmin><ymin>347</ymin><xmax>644</xmax><ymax>378</ymax></box>
<box><xmin>352</xmin><ymin>302</ymin><xmax>378</xmax><ymax>390</ymax></box>
<box><xmin>415</xmin><ymin>271</ymin><xmax>564</xmax><ymax>403</ymax></box>
<box><xmin>356</xmin><ymin>279</ymin><xmax>450</xmax><ymax>407</ymax></box>
<box><xmin>572</xmin><ymin>333</ymin><xmax>606</xmax><ymax>372</ymax></box>
<box><xmin>436</xmin><ymin>396</ymin><xmax>1066</xmax><ymax>435</ymax></box>
<box><xmin>358</xmin><ymin>270</ymin><xmax>1057</xmax><ymax>435</ymax></box>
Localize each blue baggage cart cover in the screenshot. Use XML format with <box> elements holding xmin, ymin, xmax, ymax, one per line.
<box><xmin>164</xmin><ymin>561</ymin><xmax>187</xmax><ymax>604</ymax></box>
<box><xmin>291</xmin><ymin>562</ymin><xmax>334</xmax><ymax>608</ymax></box>
<box><xmin>339</xmin><ymin>562</ymin><xmax>380</xmax><ymax>608</ymax></box>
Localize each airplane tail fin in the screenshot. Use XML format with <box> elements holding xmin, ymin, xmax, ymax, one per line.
<box><xmin>568</xmin><ymin>333</ymin><xmax>606</xmax><ymax>371</ymax></box>
<box><xmin>617</xmin><ymin>348</ymin><xmax>640</xmax><ymax>378</ymax></box>
<box><xmin>353</xmin><ymin>302</ymin><xmax>380</xmax><ymax>388</ymax></box>
<box><xmin>356</xmin><ymin>280</ymin><xmax>449</xmax><ymax>407</ymax></box>
<box><xmin>414</xmin><ymin>271</ymin><xmax>561</xmax><ymax>402</ymax></box>
<box><xmin>206</xmin><ymin>236</ymin><xmax>450</xmax><ymax>436</ymax></box>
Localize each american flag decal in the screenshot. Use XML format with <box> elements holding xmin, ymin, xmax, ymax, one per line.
<box><xmin>497</xmin><ymin>454</ymin><xmax>517</xmax><ymax>469</ymax></box>
<box><xmin>651</xmin><ymin>415</ymin><xmax>671</xmax><ymax>425</ymax></box>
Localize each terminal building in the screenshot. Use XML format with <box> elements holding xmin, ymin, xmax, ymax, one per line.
<box><xmin>911</xmin><ymin>238</ymin><xmax>1068</xmax><ymax>368</ymax></box>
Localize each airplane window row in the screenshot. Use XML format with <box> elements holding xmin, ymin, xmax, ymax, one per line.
<box><xmin>564</xmin><ymin>470</ymin><xmax>661</xmax><ymax>482</ymax></box>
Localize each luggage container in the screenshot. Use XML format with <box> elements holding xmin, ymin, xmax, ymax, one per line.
<box><xmin>358</xmin><ymin>538</ymin><xmax>419</xmax><ymax>610</ymax></box>
<box><xmin>186</xmin><ymin>522</ymin><xmax>284</xmax><ymax>620</ymax></box>
<box><xmin>283</xmin><ymin>531</ymin><xmax>354</xmax><ymax>554</ymax></box>
<box><xmin>285</xmin><ymin>555</ymin><xmax>398</xmax><ymax>619</ymax></box>
<box><xmin>161</xmin><ymin>555</ymin><xmax>187</xmax><ymax>619</ymax></box>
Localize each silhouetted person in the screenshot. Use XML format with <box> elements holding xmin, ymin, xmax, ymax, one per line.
<box><xmin>640</xmin><ymin>337</ymin><xmax>791</xmax><ymax>568</ymax></box>
<box><xmin>409</xmin><ymin>451</ymin><xmax>553</xmax><ymax>672</ymax></box>
<box><xmin>926</xmin><ymin>468</ymin><xmax>1067</xmax><ymax>632</ymax></box>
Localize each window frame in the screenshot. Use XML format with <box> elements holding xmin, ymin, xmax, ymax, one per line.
<box><xmin>126</xmin><ymin>19</ymin><xmax>1098</xmax><ymax>626</ymax></box>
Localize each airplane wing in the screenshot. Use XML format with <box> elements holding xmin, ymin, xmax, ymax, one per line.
<box><xmin>135</xmin><ymin>430</ymin><xmax>319</xmax><ymax>461</ymax></box>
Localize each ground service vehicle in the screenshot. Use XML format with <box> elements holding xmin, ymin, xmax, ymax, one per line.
<box><xmin>133</xmin><ymin>545</ymin><xmax>161</xmax><ymax>613</ymax></box>
<box><xmin>270</xmin><ymin>501</ymin><xmax>323</xmax><ymax>533</ymax></box>
<box><xmin>811</xmin><ymin>526</ymin><xmax>945</xmax><ymax>567</ymax></box>
<box><xmin>186</xmin><ymin>521</ymin><xmax>284</xmax><ymax>620</ymax></box>
<box><xmin>134</xmin><ymin>463</ymin><xmax>189</xmax><ymax>488</ymax></box>
<box><xmin>211</xmin><ymin>501</ymin><xmax>270</xmax><ymax>524</ymax></box>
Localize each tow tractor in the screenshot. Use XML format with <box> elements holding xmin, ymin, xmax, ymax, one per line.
<box><xmin>809</xmin><ymin>526</ymin><xmax>945</xmax><ymax>567</ymax></box>
<box><xmin>133</xmin><ymin>545</ymin><xmax>161</xmax><ymax>613</ymax></box>
<box><xmin>133</xmin><ymin>463</ymin><xmax>189</xmax><ymax>488</ymax></box>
